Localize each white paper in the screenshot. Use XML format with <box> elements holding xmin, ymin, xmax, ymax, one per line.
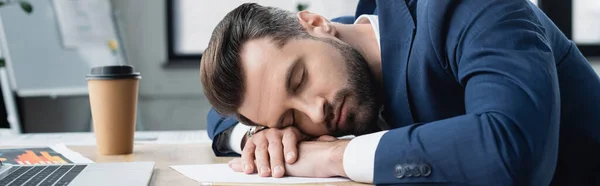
<box><xmin>171</xmin><ymin>164</ymin><xmax>350</xmax><ymax>184</ymax></box>
<box><xmin>49</xmin><ymin>144</ymin><xmax>94</xmax><ymax>163</ymax></box>
<box><xmin>52</xmin><ymin>0</ymin><xmax>117</xmax><ymax>48</ymax></box>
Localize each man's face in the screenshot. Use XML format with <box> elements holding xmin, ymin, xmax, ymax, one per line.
<box><xmin>237</xmin><ymin>35</ymin><xmax>381</xmax><ymax>137</ymax></box>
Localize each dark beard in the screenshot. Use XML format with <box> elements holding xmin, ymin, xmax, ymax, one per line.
<box><xmin>317</xmin><ymin>37</ymin><xmax>381</xmax><ymax>136</ymax></box>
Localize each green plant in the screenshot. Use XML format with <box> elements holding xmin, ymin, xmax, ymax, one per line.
<box><xmin>0</xmin><ymin>0</ymin><xmax>33</xmax><ymax>14</ymax></box>
<box><xmin>0</xmin><ymin>0</ymin><xmax>33</xmax><ymax>67</ymax></box>
<box><xmin>296</xmin><ymin>2</ymin><xmax>309</xmax><ymax>12</ymax></box>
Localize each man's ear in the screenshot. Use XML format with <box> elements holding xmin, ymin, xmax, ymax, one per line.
<box><xmin>297</xmin><ymin>10</ymin><xmax>336</xmax><ymax>37</ymax></box>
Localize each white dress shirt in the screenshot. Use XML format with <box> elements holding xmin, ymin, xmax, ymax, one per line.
<box><xmin>227</xmin><ymin>15</ymin><xmax>385</xmax><ymax>183</ymax></box>
<box><xmin>228</xmin><ymin>123</ymin><xmax>251</xmax><ymax>154</ymax></box>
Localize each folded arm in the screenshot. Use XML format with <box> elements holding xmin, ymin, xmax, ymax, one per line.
<box><xmin>341</xmin><ymin>1</ymin><xmax>560</xmax><ymax>185</ymax></box>
<box><xmin>207</xmin><ymin>108</ymin><xmax>242</xmax><ymax>156</ymax></box>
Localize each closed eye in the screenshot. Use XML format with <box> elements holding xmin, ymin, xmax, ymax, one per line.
<box><xmin>294</xmin><ymin>69</ymin><xmax>306</xmax><ymax>92</ymax></box>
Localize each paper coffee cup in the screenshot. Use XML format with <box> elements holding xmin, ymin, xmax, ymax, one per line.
<box><xmin>87</xmin><ymin>65</ymin><xmax>141</xmax><ymax>155</ymax></box>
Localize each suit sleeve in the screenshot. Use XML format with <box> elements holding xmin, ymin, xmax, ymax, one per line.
<box><xmin>360</xmin><ymin>1</ymin><xmax>560</xmax><ymax>185</ymax></box>
<box><xmin>207</xmin><ymin>108</ymin><xmax>241</xmax><ymax>156</ymax></box>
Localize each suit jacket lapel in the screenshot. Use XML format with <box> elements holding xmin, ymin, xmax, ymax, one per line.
<box><xmin>377</xmin><ymin>0</ymin><xmax>416</xmax><ymax>127</ymax></box>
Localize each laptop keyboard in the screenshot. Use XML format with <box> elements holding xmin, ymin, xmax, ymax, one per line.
<box><xmin>0</xmin><ymin>164</ymin><xmax>87</xmax><ymax>186</ymax></box>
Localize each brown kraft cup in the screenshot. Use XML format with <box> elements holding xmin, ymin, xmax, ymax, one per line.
<box><xmin>86</xmin><ymin>65</ymin><xmax>141</xmax><ymax>155</ymax></box>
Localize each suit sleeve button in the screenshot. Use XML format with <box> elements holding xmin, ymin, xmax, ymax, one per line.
<box><xmin>411</xmin><ymin>164</ymin><xmax>420</xmax><ymax>177</ymax></box>
<box><xmin>420</xmin><ymin>164</ymin><xmax>432</xmax><ymax>177</ymax></box>
<box><xmin>403</xmin><ymin>165</ymin><xmax>413</xmax><ymax>177</ymax></box>
<box><xmin>394</xmin><ymin>165</ymin><xmax>405</xmax><ymax>178</ymax></box>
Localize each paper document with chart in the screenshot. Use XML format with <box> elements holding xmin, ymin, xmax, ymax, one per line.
<box><xmin>0</xmin><ymin>144</ymin><xmax>93</xmax><ymax>165</ymax></box>
<box><xmin>171</xmin><ymin>164</ymin><xmax>350</xmax><ymax>184</ymax></box>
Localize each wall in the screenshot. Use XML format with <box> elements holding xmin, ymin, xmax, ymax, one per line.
<box><xmin>110</xmin><ymin>0</ymin><xmax>208</xmax><ymax>130</ymax></box>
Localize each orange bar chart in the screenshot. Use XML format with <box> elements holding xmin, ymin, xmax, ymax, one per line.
<box><xmin>41</xmin><ymin>151</ymin><xmax>67</xmax><ymax>164</ymax></box>
<box><xmin>0</xmin><ymin>148</ymin><xmax>71</xmax><ymax>165</ymax></box>
<box><xmin>14</xmin><ymin>150</ymin><xmax>67</xmax><ymax>165</ymax></box>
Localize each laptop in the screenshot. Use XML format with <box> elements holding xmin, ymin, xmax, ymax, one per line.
<box><xmin>0</xmin><ymin>160</ymin><xmax>154</xmax><ymax>186</ymax></box>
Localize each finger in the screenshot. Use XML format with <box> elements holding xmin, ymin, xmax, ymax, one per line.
<box><xmin>241</xmin><ymin>141</ymin><xmax>256</xmax><ymax>174</ymax></box>
<box><xmin>267</xmin><ymin>136</ymin><xmax>285</xmax><ymax>178</ymax></box>
<box><xmin>228</xmin><ymin>158</ymin><xmax>243</xmax><ymax>172</ymax></box>
<box><xmin>282</xmin><ymin>132</ymin><xmax>299</xmax><ymax>164</ymax></box>
<box><xmin>254</xmin><ymin>138</ymin><xmax>271</xmax><ymax>177</ymax></box>
<box><xmin>228</xmin><ymin>158</ymin><xmax>241</xmax><ymax>165</ymax></box>
<box><xmin>227</xmin><ymin>158</ymin><xmax>235</xmax><ymax>168</ymax></box>
<box><xmin>316</xmin><ymin>135</ymin><xmax>337</xmax><ymax>142</ymax></box>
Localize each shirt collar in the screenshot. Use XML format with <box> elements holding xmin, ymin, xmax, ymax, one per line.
<box><xmin>353</xmin><ymin>14</ymin><xmax>380</xmax><ymax>50</ymax></box>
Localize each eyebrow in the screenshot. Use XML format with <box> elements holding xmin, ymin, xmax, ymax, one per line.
<box><xmin>285</xmin><ymin>56</ymin><xmax>303</xmax><ymax>93</ymax></box>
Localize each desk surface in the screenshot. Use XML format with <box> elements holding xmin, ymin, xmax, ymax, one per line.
<box><xmin>63</xmin><ymin>144</ymin><xmax>370</xmax><ymax>186</ymax></box>
<box><xmin>0</xmin><ymin>131</ymin><xmax>370</xmax><ymax>185</ymax></box>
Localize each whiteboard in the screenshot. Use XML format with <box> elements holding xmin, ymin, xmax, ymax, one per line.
<box><xmin>0</xmin><ymin>0</ymin><xmax>121</xmax><ymax>97</ymax></box>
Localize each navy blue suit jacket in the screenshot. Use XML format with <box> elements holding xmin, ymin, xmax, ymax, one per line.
<box><xmin>206</xmin><ymin>0</ymin><xmax>600</xmax><ymax>185</ymax></box>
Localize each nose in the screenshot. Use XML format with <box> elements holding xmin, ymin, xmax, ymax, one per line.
<box><xmin>297</xmin><ymin>96</ymin><xmax>328</xmax><ymax>124</ymax></box>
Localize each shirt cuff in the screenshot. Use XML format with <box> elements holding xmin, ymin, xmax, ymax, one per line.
<box><xmin>343</xmin><ymin>130</ymin><xmax>388</xmax><ymax>183</ymax></box>
<box><xmin>228</xmin><ymin>123</ymin><xmax>251</xmax><ymax>154</ymax></box>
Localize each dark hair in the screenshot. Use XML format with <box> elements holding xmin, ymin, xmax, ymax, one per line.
<box><xmin>200</xmin><ymin>3</ymin><xmax>308</xmax><ymax>119</ymax></box>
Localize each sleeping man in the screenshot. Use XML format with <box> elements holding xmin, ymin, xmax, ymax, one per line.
<box><xmin>200</xmin><ymin>1</ymin><xmax>600</xmax><ymax>185</ymax></box>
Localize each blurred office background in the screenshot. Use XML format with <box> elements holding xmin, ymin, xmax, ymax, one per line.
<box><xmin>0</xmin><ymin>0</ymin><xmax>598</xmax><ymax>134</ymax></box>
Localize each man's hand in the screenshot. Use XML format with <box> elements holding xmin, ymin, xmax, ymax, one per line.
<box><xmin>284</xmin><ymin>136</ymin><xmax>350</xmax><ymax>178</ymax></box>
<box><xmin>228</xmin><ymin>127</ymin><xmax>308</xmax><ymax>178</ymax></box>
<box><xmin>229</xmin><ymin>135</ymin><xmax>350</xmax><ymax>178</ymax></box>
